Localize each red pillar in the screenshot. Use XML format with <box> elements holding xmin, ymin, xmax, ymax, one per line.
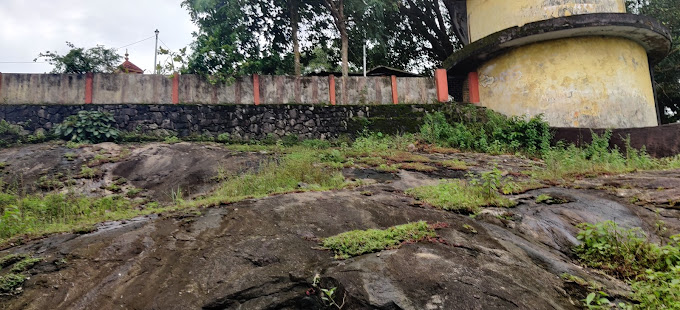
<box><xmin>434</xmin><ymin>69</ymin><xmax>449</xmax><ymax>102</ymax></box>
<box><xmin>253</xmin><ymin>74</ymin><xmax>261</xmax><ymax>105</ymax></box>
<box><xmin>85</xmin><ymin>72</ymin><xmax>93</xmax><ymax>104</ymax></box>
<box><xmin>391</xmin><ymin>75</ymin><xmax>398</xmax><ymax>104</ymax></box>
<box><xmin>172</xmin><ymin>72</ymin><xmax>180</xmax><ymax>104</ymax></box>
<box><xmin>468</xmin><ymin>72</ymin><xmax>480</xmax><ymax>103</ymax></box>
<box><xmin>329</xmin><ymin>75</ymin><xmax>336</xmax><ymax>106</ymax></box>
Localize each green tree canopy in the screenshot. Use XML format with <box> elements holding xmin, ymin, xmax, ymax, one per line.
<box><xmin>35</xmin><ymin>42</ymin><xmax>122</xmax><ymax>74</ymax></box>
<box><xmin>628</xmin><ymin>0</ymin><xmax>680</xmax><ymax>123</ymax></box>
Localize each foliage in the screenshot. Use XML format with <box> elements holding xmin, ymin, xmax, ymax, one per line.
<box><xmin>574</xmin><ymin>221</ymin><xmax>680</xmax><ymax>279</ymax></box>
<box><xmin>574</xmin><ymin>221</ymin><xmax>680</xmax><ymax>309</ymax></box>
<box><xmin>630</xmin><ymin>266</ymin><xmax>680</xmax><ymax>309</ymax></box>
<box><xmin>627</xmin><ymin>0</ymin><xmax>680</xmax><ymax>123</ymax></box>
<box><xmin>419</xmin><ymin>111</ymin><xmax>552</xmax><ymax>155</ymax></box>
<box><xmin>0</xmin><ymin>273</ymin><xmax>26</xmax><ymax>293</ymax></box>
<box><xmin>53</xmin><ymin>111</ymin><xmax>120</xmax><ymax>144</ymax></box>
<box><xmin>536</xmin><ymin>131</ymin><xmax>660</xmax><ymax>182</ymax></box>
<box><xmin>10</xmin><ymin>257</ymin><xmax>43</xmax><ymax>273</ymax></box>
<box><xmin>0</xmin><ymin>190</ymin><xmax>156</xmax><ymax>242</ymax></box>
<box><xmin>190</xmin><ymin>151</ymin><xmax>348</xmax><ymax>207</ymax></box>
<box><xmin>35</xmin><ymin>42</ymin><xmax>122</xmax><ymax>74</ymax></box>
<box><xmin>156</xmin><ymin>47</ymin><xmax>190</xmax><ymax>75</ymax></box>
<box><xmin>440</xmin><ymin>159</ymin><xmax>468</xmax><ymax>170</ymax></box>
<box><xmin>583</xmin><ymin>291</ymin><xmax>613</xmax><ymax>310</ymax></box>
<box><xmin>405</xmin><ymin>179</ymin><xmax>516</xmax><ymax>214</ymax></box>
<box><xmin>321</xmin><ymin>221</ymin><xmax>437</xmax><ymax>259</ymax></box>
<box><xmin>0</xmin><ymin>253</ymin><xmax>29</xmax><ymax>268</ymax></box>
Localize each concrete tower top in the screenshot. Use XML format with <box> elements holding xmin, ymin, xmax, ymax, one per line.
<box><xmin>467</xmin><ymin>0</ymin><xmax>627</xmax><ymax>42</ymax></box>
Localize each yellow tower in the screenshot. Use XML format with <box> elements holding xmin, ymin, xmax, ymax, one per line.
<box><xmin>444</xmin><ymin>0</ymin><xmax>672</xmax><ymax>128</ymax></box>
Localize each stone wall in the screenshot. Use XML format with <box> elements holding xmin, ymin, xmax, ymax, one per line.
<box><xmin>0</xmin><ymin>104</ymin><xmax>460</xmax><ymax>141</ymax></box>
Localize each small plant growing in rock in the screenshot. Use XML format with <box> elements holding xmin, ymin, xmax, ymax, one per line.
<box><xmin>63</xmin><ymin>152</ymin><xmax>77</xmax><ymax>161</ymax></box>
<box><xmin>54</xmin><ymin>110</ymin><xmax>120</xmax><ymax>144</ymax></box>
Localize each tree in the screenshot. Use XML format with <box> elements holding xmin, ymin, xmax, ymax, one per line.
<box><xmin>627</xmin><ymin>0</ymin><xmax>680</xmax><ymax>123</ymax></box>
<box><xmin>35</xmin><ymin>42</ymin><xmax>122</xmax><ymax>74</ymax></box>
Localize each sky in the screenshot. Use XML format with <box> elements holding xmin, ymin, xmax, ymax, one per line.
<box><xmin>0</xmin><ymin>0</ymin><xmax>198</xmax><ymax>74</ymax></box>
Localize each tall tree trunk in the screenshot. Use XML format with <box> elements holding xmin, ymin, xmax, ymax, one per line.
<box><xmin>322</xmin><ymin>0</ymin><xmax>348</xmax><ymax>104</ymax></box>
<box><xmin>289</xmin><ymin>1</ymin><xmax>301</xmax><ymax>76</ymax></box>
<box><xmin>340</xmin><ymin>24</ymin><xmax>349</xmax><ymax>105</ymax></box>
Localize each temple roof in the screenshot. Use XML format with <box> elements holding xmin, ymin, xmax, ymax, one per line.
<box><xmin>117</xmin><ymin>50</ymin><xmax>144</xmax><ymax>74</ymax></box>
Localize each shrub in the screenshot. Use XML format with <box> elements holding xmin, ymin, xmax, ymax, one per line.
<box><xmin>574</xmin><ymin>221</ymin><xmax>680</xmax><ymax>309</ymax></box>
<box><xmin>53</xmin><ymin>110</ymin><xmax>120</xmax><ymax>143</ymax></box>
<box><xmin>419</xmin><ymin>111</ymin><xmax>551</xmax><ymax>155</ymax></box>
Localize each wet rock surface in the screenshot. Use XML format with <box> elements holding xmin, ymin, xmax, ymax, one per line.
<box><xmin>1</xmin><ymin>144</ymin><xmax>679</xmax><ymax>309</ymax></box>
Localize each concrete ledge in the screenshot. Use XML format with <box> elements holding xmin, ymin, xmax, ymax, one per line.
<box><xmin>444</xmin><ymin>13</ymin><xmax>672</xmax><ymax>75</ymax></box>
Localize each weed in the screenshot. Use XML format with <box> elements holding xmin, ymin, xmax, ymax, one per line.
<box><xmin>574</xmin><ymin>221</ymin><xmax>680</xmax><ymax>279</ymax></box>
<box><xmin>79</xmin><ymin>165</ymin><xmax>99</xmax><ymax>179</ymax></box>
<box><xmin>36</xmin><ymin>175</ymin><xmax>65</xmax><ymax>191</ymax></box>
<box><xmin>500</xmin><ymin>179</ymin><xmax>546</xmax><ymax>195</ymax></box>
<box><xmin>63</xmin><ymin>152</ymin><xmax>77</xmax><ymax>161</ymax></box>
<box><xmin>53</xmin><ymin>111</ymin><xmax>119</xmax><ymax>143</ymax></box>
<box><xmin>398</xmin><ymin>163</ymin><xmax>437</xmax><ymax>172</ymax></box>
<box><xmin>301</xmin><ymin>139</ymin><xmax>331</xmax><ymax>149</ymax></box>
<box><xmin>0</xmin><ymin>273</ymin><xmax>26</xmax><ymax>293</ymax></box>
<box><xmin>321</xmin><ymin>221</ymin><xmax>438</xmax><ymax>259</ymax></box>
<box><xmin>583</xmin><ymin>291</ymin><xmax>612</xmax><ymax>309</ymax></box>
<box><xmin>0</xmin><ymin>253</ymin><xmax>29</xmax><ymax>268</ymax></box>
<box><xmin>440</xmin><ymin>159</ymin><xmax>468</xmax><ymax>170</ymax></box>
<box><xmin>65</xmin><ymin>141</ymin><xmax>84</xmax><ymax>149</ymax></box>
<box><xmin>419</xmin><ymin>111</ymin><xmax>551</xmax><ymax>156</ymax></box>
<box><xmin>462</xmin><ymin>224</ymin><xmax>477</xmax><ymax>234</ymax></box>
<box><xmin>10</xmin><ymin>257</ymin><xmax>43</xmax><ymax>273</ymax></box>
<box><xmin>164</xmin><ymin>136</ymin><xmax>181</xmax><ymax>144</ymax></box>
<box><xmin>382</xmin><ymin>152</ymin><xmax>431</xmax><ymax>163</ymax></box>
<box><xmin>192</xmin><ymin>151</ymin><xmax>347</xmax><ymax>207</ymax></box>
<box><xmin>405</xmin><ymin>180</ymin><xmax>516</xmax><ymax>214</ymax></box>
<box><xmin>630</xmin><ymin>266</ymin><xmax>680</xmax><ymax>309</ymax></box>
<box><xmin>357</xmin><ymin>156</ymin><xmax>387</xmax><ymax>166</ymax></box>
<box><xmin>375</xmin><ymin>164</ymin><xmax>399</xmax><ymax>173</ymax></box>
<box><xmin>216</xmin><ymin>133</ymin><xmax>231</xmax><ymax>143</ymax></box>
<box><xmin>311</xmin><ymin>274</ymin><xmax>346</xmax><ymax>309</ymax></box>
<box><xmin>471</xmin><ymin>167</ymin><xmax>503</xmax><ymax>199</ymax></box>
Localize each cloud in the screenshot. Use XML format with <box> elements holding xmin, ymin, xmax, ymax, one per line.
<box><xmin>0</xmin><ymin>0</ymin><xmax>197</xmax><ymax>73</ymax></box>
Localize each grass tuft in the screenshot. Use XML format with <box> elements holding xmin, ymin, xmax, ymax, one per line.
<box><xmin>321</xmin><ymin>221</ymin><xmax>439</xmax><ymax>259</ymax></box>
<box><xmin>405</xmin><ymin>180</ymin><xmax>516</xmax><ymax>214</ymax></box>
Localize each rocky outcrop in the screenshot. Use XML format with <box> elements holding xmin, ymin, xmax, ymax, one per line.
<box><xmin>2</xmin><ymin>167</ymin><xmax>678</xmax><ymax>310</ymax></box>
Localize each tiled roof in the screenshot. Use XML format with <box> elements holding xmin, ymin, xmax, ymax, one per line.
<box><xmin>119</xmin><ymin>60</ymin><xmax>144</xmax><ymax>74</ymax></box>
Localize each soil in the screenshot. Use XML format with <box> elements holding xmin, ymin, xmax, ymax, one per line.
<box><xmin>0</xmin><ymin>142</ymin><xmax>679</xmax><ymax>310</ymax></box>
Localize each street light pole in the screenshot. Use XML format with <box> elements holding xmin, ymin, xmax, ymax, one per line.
<box><xmin>153</xmin><ymin>29</ymin><xmax>159</xmax><ymax>74</ymax></box>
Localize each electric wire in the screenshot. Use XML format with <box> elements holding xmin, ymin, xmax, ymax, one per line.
<box><xmin>116</xmin><ymin>35</ymin><xmax>155</xmax><ymax>50</ymax></box>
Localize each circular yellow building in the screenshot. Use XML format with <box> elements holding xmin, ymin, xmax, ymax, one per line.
<box><xmin>444</xmin><ymin>0</ymin><xmax>673</xmax><ymax>128</ymax></box>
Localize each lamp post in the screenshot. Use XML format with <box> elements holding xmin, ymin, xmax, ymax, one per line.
<box><xmin>153</xmin><ymin>29</ymin><xmax>159</xmax><ymax>74</ymax></box>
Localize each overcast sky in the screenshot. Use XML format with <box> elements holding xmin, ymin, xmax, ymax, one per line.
<box><xmin>0</xmin><ymin>0</ymin><xmax>198</xmax><ymax>74</ymax></box>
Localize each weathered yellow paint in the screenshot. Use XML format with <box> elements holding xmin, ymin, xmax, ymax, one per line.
<box><xmin>477</xmin><ymin>36</ymin><xmax>657</xmax><ymax>128</ymax></box>
<box><xmin>467</xmin><ymin>0</ymin><xmax>626</xmax><ymax>42</ymax></box>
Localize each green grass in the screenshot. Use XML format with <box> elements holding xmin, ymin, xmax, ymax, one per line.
<box><xmin>188</xmin><ymin>151</ymin><xmax>349</xmax><ymax>208</ymax></box>
<box><xmin>574</xmin><ymin>221</ymin><xmax>680</xmax><ymax>309</ymax></box>
<box><xmin>534</xmin><ymin>131</ymin><xmax>676</xmax><ymax>183</ymax></box>
<box><xmin>0</xmin><ymin>253</ymin><xmax>29</xmax><ymax>268</ymax></box>
<box><xmin>10</xmin><ymin>257</ymin><xmax>43</xmax><ymax>273</ymax></box>
<box><xmin>440</xmin><ymin>159</ymin><xmax>468</xmax><ymax>170</ymax></box>
<box><xmin>405</xmin><ymin>180</ymin><xmax>516</xmax><ymax>214</ymax></box>
<box><xmin>0</xmin><ymin>192</ymin><xmax>164</xmax><ymax>243</ymax></box>
<box><xmin>321</xmin><ymin>221</ymin><xmax>438</xmax><ymax>259</ymax></box>
<box><xmin>0</xmin><ymin>273</ymin><xmax>26</xmax><ymax>293</ymax></box>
